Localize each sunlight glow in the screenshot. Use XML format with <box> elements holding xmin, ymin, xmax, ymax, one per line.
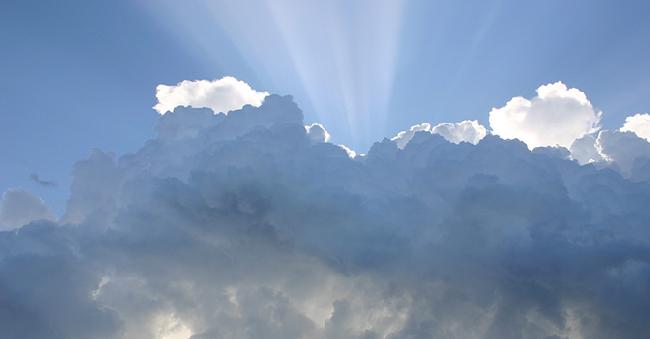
<box><xmin>144</xmin><ymin>0</ymin><xmax>403</xmax><ymax>146</ymax></box>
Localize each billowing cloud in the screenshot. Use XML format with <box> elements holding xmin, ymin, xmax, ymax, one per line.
<box><xmin>391</xmin><ymin>122</ymin><xmax>431</xmax><ymax>149</ymax></box>
<box><xmin>621</xmin><ymin>113</ymin><xmax>650</xmax><ymax>142</ymax></box>
<box><xmin>567</xmin><ymin>116</ymin><xmax>650</xmax><ymax>179</ymax></box>
<box><xmin>596</xmin><ymin>130</ymin><xmax>650</xmax><ymax>179</ymax></box>
<box><xmin>569</xmin><ymin>133</ymin><xmax>603</xmax><ymax>165</ymax></box>
<box><xmin>0</xmin><ymin>188</ymin><xmax>54</xmax><ymax>230</ymax></box>
<box><xmin>153</xmin><ymin>76</ymin><xmax>269</xmax><ymax>114</ymax></box>
<box><xmin>431</xmin><ymin>120</ymin><xmax>487</xmax><ymax>145</ymax></box>
<box><xmin>392</xmin><ymin>120</ymin><xmax>487</xmax><ymax>149</ymax></box>
<box><xmin>305</xmin><ymin>123</ymin><xmax>331</xmax><ymax>143</ymax></box>
<box><xmin>489</xmin><ymin>81</ymin><xmax>601</xmax><ymax>149</ymax></box>
<box><xmin>3</xmin><ymin>86</ymin><xmax>650</xmax><ymax>339</ymax></box>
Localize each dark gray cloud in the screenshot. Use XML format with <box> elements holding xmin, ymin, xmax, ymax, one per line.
<box><xmin>2</xmin><ymin>94</ymin><xmax>650</xmax><ymax>338</ymax></box>
<box><xmin>29</xmin><ymin>173</ymin><xmax>57</xmax><ymax>187</ymax></box>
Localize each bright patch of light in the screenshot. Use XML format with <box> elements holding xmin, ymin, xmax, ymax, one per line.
<box><xmin>154</xmin><ymin>313</ymin><xmax>192</xmax><ymax>339</ymax></box>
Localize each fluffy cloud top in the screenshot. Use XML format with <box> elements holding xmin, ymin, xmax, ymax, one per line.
<box><xmin>489</xmin><ymin>82</ymin><xmax>601</xmax><ymax>149</ymax></box>
<box><xmin>595</xmin><ymin>130</ymin><xmax>650</xmax><ymax>179</ymax></box>
<box><xmin>3</xmin><ymin>82</ymin><xmax>650</xmax><ymax>339</ymax></box>
<box><xmin>391</xmin><ymin>122</ymin><xmax>432</xmax><ymax>149</ymax></box>
<box><xmin>569</xmin><ymin>133</ymin><xmax>603</xmax><ymax>165</ymax></box>
<box><xmin>568</xmin><ymin>128</ymin><xmax>650</xmax><ymax>180</ymax></box>
<box><xmin>153</xmin><ymin>76</ymin><xmax>269</xmax><ymax>114</ymax></box>
<box><xmin>431</xmin><ymin>120</ymin><xmax>487</xmax><ymax>145</ymax></box>
<box><xmin>621</xmin><ymin>113</ymin><xmax>650</xmax><ymax>142</ymax></box>
<box><xmin>392</xmin><ymin>120</ymin><xmax>487</xmax><ymax>149</ymax></box>
<box><xmin>305</xmin><ymin>123</ymin><xmax>331</xmax><ymax>143</ymax></box>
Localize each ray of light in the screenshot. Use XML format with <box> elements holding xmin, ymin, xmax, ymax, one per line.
<box><xmin>140</xmin><ymin>0</ymin><xmax>404</xmax><ymax>149</ymax></box>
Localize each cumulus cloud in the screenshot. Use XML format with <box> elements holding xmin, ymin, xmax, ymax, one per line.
<box><xmin>621</xmin><ymin>113</ymin><xmax>650</xmax><ymax>142</ymax></box>
<box><xmin>489</xmin><ymin>81</ymin><xmax>601</xmax><ymax>149</ymax></box>
<box><xmin>392</xmin><ymin>120</ymin><xmax>487</xmax><ymax>149</ymax></box>
<box><xmin>305</xmin><ymin>123</ymin><xmax>331</xmax><ymax>143</ymax></box>
<box><xmin>153</xmin><ymin>76</ymin><xmax>269</xmax><ymax>114</ymax></box>
<box><xmin>3</xmin><ymin>84</ymin><xmax>650</xmax><ymax>339</ymax></box>
<box><xmin>391</xmin><ymin>122</ymin><xmax>431</xmax><ymax>149</ymax></box>
<box><xmin>569</xmin><ymin>133</ymin><xmax>604</xmax><ymax>165</ymax></box>
<box><xmin>0</xmin><ymin>188</ymin><xmax>54</xmax><ymax>230</ymax></box>
<box><xmin>431</xmin><ymin>120</ymin><xmax>487</xmax><ymax>145</ymax></box>
<box><xmin>596</xmin><ymin>130</ymin><xmax>650</xmax><ymax>178</ymax></box>
<box><xmin>567</xmin><ymin>124</ymin><xmax>650</xmax><ymax>179</ymax></box>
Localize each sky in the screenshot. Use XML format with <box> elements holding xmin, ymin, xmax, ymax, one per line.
<box><xmin>2</xmin><ymin>2</ymin><xmax>650</xmax><ymax>338</ymax></box>
<box><xmin>1</xmin><ymin>0</ymin><xmax>650</xmax><ymax>214</ymax></box>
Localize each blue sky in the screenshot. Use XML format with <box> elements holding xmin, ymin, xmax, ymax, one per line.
<box><xmin>1</xmin><ymin>0</ymin><xmax>650</xmax><ymax>214</ymax></box>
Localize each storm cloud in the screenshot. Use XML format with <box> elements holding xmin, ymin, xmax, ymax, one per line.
<box><xmin>2</xmin><ymin>83</ymin><xmax>650</xmax><ymax>339</ymax></box>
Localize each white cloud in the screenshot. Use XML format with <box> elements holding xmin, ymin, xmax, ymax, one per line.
<box><xmin>621</xmin><ymin>113</ymin><xmax>650</xmax><ymax>142</ymax></box>
<box><xmin>153</xmin><ymin>76</ymin><xmax>269</xmax><ymax>115</ymax></box>
<box><xmin>391</xmin><ymin>121</ymin><xmax>487</xmax><ymax>149</ymax></box>
<box><xmin>489</xmin><ymin>81</ymin><xmax>601</xmax><ymax>149</ymax></box>
<box><xmin>431</xmin><ymin>120</ymin><xmax>487</xmax><ymax>145</ymax></box>
<box><xmin>0</xmin><ymin>188</ymin><xmax>54</xmax><ymax>230</ymax></box>
<box><xmin>391</xmin><ymin>123</ymin><xmax>431</xmax><ymax>149</ymax></box>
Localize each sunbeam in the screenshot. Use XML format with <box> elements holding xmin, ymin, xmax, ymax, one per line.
<box><xmin>142</xmin><ymin>0</ymin><xmax>403</xmax><ymax>148</ymax></box>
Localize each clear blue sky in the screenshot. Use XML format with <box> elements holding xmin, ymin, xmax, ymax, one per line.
<box><xmin>1</xmin><ymin>0</ymin><xmax>649</xmax><ymax>214</ymax></box>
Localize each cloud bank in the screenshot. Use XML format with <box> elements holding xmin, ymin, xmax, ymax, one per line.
<box><xmin>2</xmin><ymin>80</ymin><xmax>650</xmax><ymax>339</ymax></box>
<box><xmin>153</xmin><ymin>76</ymin><xmax>269</xmax><ymax>114</ymax></box>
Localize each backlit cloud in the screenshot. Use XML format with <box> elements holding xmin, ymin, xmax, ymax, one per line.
<box><xmin>392</xmin><ymin>120</ymin><xmax>487</xmax><ymax>149</ymax></box>
<box><xmin>2</xmin><ymin>81</ymin><xmax>650</xmax><ymax>339</ymax></box>
<box><xmin>621</xmin><ymin>113</ymin><xmax>650</xmax><ymax>142</ymax></box>
<box><xmin>153</xmin><ymin>76</ymin><xmax>268</xmax><ymax>115</ymax></box>
<box><xmin>489</xmin><ymin>81</ymin><xmax>601</xmax><ymax>149</ymax></box>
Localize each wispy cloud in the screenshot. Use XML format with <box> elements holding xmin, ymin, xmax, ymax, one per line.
<box><xmin>29</xmin><ymin>173</ymin><xmax>56</xmax><ymax>187</ymax></box>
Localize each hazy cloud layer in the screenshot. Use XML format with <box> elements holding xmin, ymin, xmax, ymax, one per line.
<box><xmin>2</xmin><ymin>83</ymin><xmax>650</xmax><ymax>339</ymax></box>
<box><xmin>153</xmin><ymin>76</ymin><xmax>269</xmax><ymax>114</ymax></box>
<box><xmin>489</xmin><ymin>82</ymin><xmax>601</xmax><ymax>149</ymax></box>
<box><xmin>0</xmin><ymin>188</ymin><xmax>54</xmax><ymax>230</ymax></box>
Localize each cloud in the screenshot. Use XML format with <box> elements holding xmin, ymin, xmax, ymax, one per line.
<box><xmin>621</xmin><ymin>113</ymin><xmax>650</xmax><ymax>142</ymax></box>
<box><xmin>595</xmin><ymin>130</ymin><xmax>650</xmax><ymax>179</ymax></box>
<box><xmin>391</xmin><ymin>122</ymin><xmax>431</xmax><ymax>149</ymax></box>
<box><xmin>3</xmin><ymin>83</ymin><xmax>650</xmax><ymax>338</ymax></box>
<box><xmin>392</xmin><ymin>120</ymin><xmax>487</xmax><ymax>149</ymax></box>
<box><xmin>567</xmin><ymin>117</ymin><xmax>650</xmax><ymax>179</ymax></box>
<box><xmin>305</xmin><ymin>123</ymin><xmax>331</xmax><ymax>143</ymax></box>
<box><xmin>569</xmin><ymin>133</ymin><xmax>604</xmax><ymax>165</ymax></box>
<box><xmin>153</xmin><ymin>76</ymin><xmax>269</xmax><ymax>115</ymax></box>
<box><xmin>0</xmin><ymin>188</ymin><xmax>54</xmax><ymax>230</ymax></box>
<box><xmin>29</xmin><ymin>173</ymin><xmax>56</xmax><ymax>187</ymax></box>
<box><xmin>431</xmin><ymin>120</ymin><xmax>487</xmax><ymax>145</ymax></box>
<box><xmin>489</xmin><ymin>81</ymin><xmax>601</xmax><ymax>149</ymax></box>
